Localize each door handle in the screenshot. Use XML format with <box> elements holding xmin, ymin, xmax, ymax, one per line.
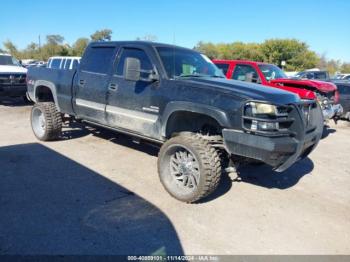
<box><xmin>108</xmin><ymin>83</ymin><xmax>118</xmax><ymax>91</ymax></box>
<box><xmin>79</xmin><ymin>79</ymin><xmax>85</xmax><ymax>87</ymax></box>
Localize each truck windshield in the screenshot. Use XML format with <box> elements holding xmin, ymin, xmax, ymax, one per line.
<box><xmin>0</xmin><ymin>55</ymin><xmax>20</xmax><ymax>66</ymax></box>
<box><xmin>156</xmin><ymin>47</ymin><xmax>225</xmax><ymax>79</ymax></box>
<box><xmin>258</xmin><ymin>64</ymin><xmax>287</xmax><ymax>80</ymax></box>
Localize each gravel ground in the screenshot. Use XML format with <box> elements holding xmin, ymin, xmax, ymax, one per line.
<box><xmin>0</xmin><ymin>98</ymin><xmax>349</xmax><ymax>255</ymax></box>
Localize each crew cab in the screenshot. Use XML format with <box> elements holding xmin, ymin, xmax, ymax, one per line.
<box><xmin>214</xmin><ymin>60</ymin><xmax>342</xmax><ymax>120</ymax></box>
<box><xmin>27</xmin><ymin>41</ymin><xmax>323</xmax><ymax>203</ymax></box>
<box><xmin>0</xmin><ymin>53</ymin><xmax>28</xmax><ymax>100</ymax></box>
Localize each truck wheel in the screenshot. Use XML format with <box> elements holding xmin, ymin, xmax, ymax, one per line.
<box><xmin>31</xmin><ymin>102</ymin><xmax>62</xmax><ymax>141</ymax></box>
<box><xmin>158</xmin><ymin>133</ymin><xmax>222</xmax><ymax>203</ymax></box>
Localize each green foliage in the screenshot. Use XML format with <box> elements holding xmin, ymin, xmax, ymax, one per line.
<box><xmin>341</xmin><ymin>63</ymin><xmax>350</xmax><ymax>73</ymax></box>
<box><xmin>195</xmin><ymin>39</ymin><xmax>323</xmax><ymax>71</ymax></box>
<box><xmin>90</xmin><ymin>29</ymin><xmax>112</xmax><ymax>41</ymax></box>
<box><xmin>71</xmin><ymin>38</ymin><xmax>90</xmax><ymax>56</ymax></box>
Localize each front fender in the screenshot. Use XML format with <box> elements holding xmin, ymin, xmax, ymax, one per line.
<box><xmin>161</xmin><ymin>101</ymin><xmax>231</xmax><ymax>137</ymax></box>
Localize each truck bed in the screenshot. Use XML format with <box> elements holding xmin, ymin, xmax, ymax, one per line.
<box><xmin>27</xmin><ymin>67</ymin><xmax>76</xmax><ymax>115</ymax></box>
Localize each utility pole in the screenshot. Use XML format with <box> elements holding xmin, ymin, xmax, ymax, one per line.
<box><xmin>38</xmin><ymin>35</ymin><xmax>41</xmax><ymax>60</ymax></box>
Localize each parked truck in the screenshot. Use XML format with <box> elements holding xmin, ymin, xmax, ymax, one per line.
<box><xmin>27</xmin><ymin>41</ymin><xmax>323</xmax><ymax>203</ymax></box>
<box><xmin>0</xmin><ymin>53</ymin><xmax>28</xmax><ymax>100</ymax></box>
<box><xmin>213</xmin><ymin>60</ymin><xmax>343</xmax><ymax>121</ymax></box>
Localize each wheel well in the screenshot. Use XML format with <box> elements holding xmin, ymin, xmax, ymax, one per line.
<box><xmin>165</xmin><ymin>111</ymin><xmax>222</xmax><ymax>138</ymax></box>
<box><xmin>35</xmin><ymin>86</ymin><xmax>54</xmax><ymax>102</ymax></box>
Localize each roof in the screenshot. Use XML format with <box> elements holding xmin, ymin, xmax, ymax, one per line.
<box><xmin>89</xmin><ymin>41</ymin><xmax>194</xmax><ymax>52</ymax></box>
<box><xmin>332</xmin><ymin>80</ymin><xmax>350</xmax><ymax>86</ymax></box>
<box><xmin>212</xmin><ymin>59</ymin><xmax>269</xmax><ymax>65</ymax></box>
<box><xmin>48</xmin><ymin>56</ymin><xmax>81</xmax><ymax>59</ymax></box>
<box><xmin>0</xmin><ymin>53</ymin><xmax>11</xmax><ymax>56</ymax></box>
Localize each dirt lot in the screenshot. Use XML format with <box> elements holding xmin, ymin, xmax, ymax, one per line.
<box><xmin>1</xmin><ymin>98</ymin><xmax>350</xmax><ymax>255</ymax></box>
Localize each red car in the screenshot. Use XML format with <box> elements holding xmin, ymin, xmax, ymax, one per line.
<box><xmin>213</xmin><ymin>59</ymin><xmax>343</xmax><ymax>120</ymax></box>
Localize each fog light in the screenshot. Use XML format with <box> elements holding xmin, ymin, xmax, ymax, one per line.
<box><xmin>258</xmin><ymin>121</ymin><xmax>279</xmax><ymax>131</ymax></box>
<box><xmin>251</xmin><ymin>120</ymin><xmax>258</xmax><ymax>131</ymax></box>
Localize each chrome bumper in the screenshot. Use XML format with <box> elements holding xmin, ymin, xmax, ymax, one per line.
<box><xmin>322</xmin><ymin>103</ymin><xmax>343</xmax><ymax>120</ymax></box>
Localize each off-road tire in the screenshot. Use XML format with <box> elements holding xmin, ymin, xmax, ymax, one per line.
<box><xmin>158</xmin><ymin>132</ymin><xmax>222</xmax><ymax>203</ymax></box>
<box><xmin>31</xmin><ymin>102</ymin><xmax>62</xmax><ymax>141</ymax></box>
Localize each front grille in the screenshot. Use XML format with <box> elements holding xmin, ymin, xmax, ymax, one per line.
<box><xmin>0</xmin><ymin>74</ymin><xmax>26</xmax><ymax>85</ymax></box>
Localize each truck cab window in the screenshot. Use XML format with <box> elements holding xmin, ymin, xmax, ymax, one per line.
<box><xmin>232</xmin><ymin>64</ymin><xmax>260</xmax><ymax>83</ymax></box>
<box><xmin>50</xmin><ymin>59</ymin><xmax>61</xmax><ymax>69</ymax></box>
<box><xmin>116</xmin><ymin>48</ymin><xmax>153</xmax><ymax>77</ymax></box>
<box><xmin>80</xmin><ymin>47</ymin><xmax>115</xmax><ymax>74</ymax></box>
<box><xmin>64</xmin><ymin>59</ymin><xmax>72</xmax><ymax>70</ymax></box>
<box><xmin>215</xmin><ymin>63</ymin><xmax>229</xmax><ymax>75</ymax></box>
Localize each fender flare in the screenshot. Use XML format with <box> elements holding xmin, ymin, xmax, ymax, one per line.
<box><xmin>161</xmin><ymin>101</ymin><xmax>231</xmax><ymax>137</ymax></box>
<box><xmin>33</xmin><ymin>80</ymin><xmax>61</xmax><ymax>111</ymax></box>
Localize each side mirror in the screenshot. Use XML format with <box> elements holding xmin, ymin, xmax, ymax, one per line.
<box><xmin>124</xmin><ymin>57</ymin><xmax>141</xmax><ymax>82</ymax></box>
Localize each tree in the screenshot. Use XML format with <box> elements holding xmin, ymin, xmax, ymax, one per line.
<box><xmin>46</xmin><ymin>35</ymin><xmax>64</xmax><ymax>45</ymax></box>
<box><xmin>341</xmin><ymin>63</ymin><xmax>350</xmax><ymax>73</ymax></box>
<box><xmin>72</xmin><ymin>38</ymin><xmax>89</xmax><ymax>56</ymax></box>
<box><xmin>3</xmin><ymin>40</ymin><xmax>20</xmax><ymax>57</ymax></box>
<box><xmin>260</xmin><ymin>39</ymin><xmax>319</xmax><ymax>71</ymax></box>
<box><xmin>90</xmin><ymin>29</ymin><xmax>112</xmax><ymax>41</ymax></box>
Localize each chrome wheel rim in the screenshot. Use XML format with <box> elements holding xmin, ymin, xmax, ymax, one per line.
<box><xmin>169</xmin><ymin>146</ymin><xmax>200</xmax><ymax>191</ymax></box>
<box><xmin>32</xmin><ymin>107</ymin><xmax>46</xmax><ymax>138</ymax></box>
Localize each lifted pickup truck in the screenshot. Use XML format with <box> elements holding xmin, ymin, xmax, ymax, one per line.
<box><xmin>27</xmin><ymin>41</ymin><xmax>323</xmax><ymax>203</ymax></box>
<box><xmin>214</xmin><ymin>60</ymin><xmax>343</xmax><ymax>121</ymax></box>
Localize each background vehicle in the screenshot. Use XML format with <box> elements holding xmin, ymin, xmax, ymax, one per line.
<box><xmin>47</xmin><ymin>56</ymin><xmax>81</xmax><ymax>70</ymax></box>
<box><xmin>333</xmin><ymin>74</ymin><xmax>350</xmax><ymax>81</ymax></box>
<box><xmin>214</xmin><ymin>60</ymin><xmax>342</xmax><ymax>120</ymax></box>
<box><xmin>295</xmin><ymin>70</ymin><xmax>330</xmax><ymax>81</ymax></box>
<box><xmin>333</xmin><ymin>81</ymin><xmax>350</xmax><ymax>120</ymax></box>
<box><xmin>27</xmin><ymin>41</ymin><xmax>323</xmax><ymax>203</ymax></box>
<box><xmin>0</xmin><ymin>53</ymin><xmax>28</xmax><ymax>100</ymax></box>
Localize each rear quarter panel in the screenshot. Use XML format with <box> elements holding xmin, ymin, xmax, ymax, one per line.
<box><xmin>28</xmin><ymin>67</ymin><xmax>76</xmax><ymax>114</ymax></box>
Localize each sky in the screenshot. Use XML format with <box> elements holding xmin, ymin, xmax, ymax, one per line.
<box><xmin>1</xmin><ymin>0</ymin><xmax>349</xmax><ymax>61</ymax></box>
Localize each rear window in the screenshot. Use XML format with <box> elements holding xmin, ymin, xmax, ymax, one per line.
<box><xmin>50</xmin><ymin>59</ymin><xmax>61</xmax><ymax>69</ymax></box>
<box><xmin>337</xmin><ymin>85</ymin><xmax>350</xmax><ymax>94</ymax></box>
<box><xmin>215</xmin><ymin>63</ymin><xmax>229</xmax><ymax>75</ymax></box>
<box><xmin>314</xmin><ymin>72</ymin><xmax>327</xmax><ymax>80</ymax></box>
<box><xmin>64</xmin><ymin>59</ymin><xmax>72</xmax><ymax>70</ymax></box>
<box><xmin>80</xmin><ymin>47</ymin><xmax>115</xmax><ymax>74</ymax></box>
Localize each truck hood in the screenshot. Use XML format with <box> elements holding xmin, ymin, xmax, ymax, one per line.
<box><xmin>271</xmin><ymin>78</ymin><xmax>337</xmax><ymax>93</ymax></box>
<box><xmin>0</xmin><ymin>65</ymin><xmax>27</xmax><ymax>74</ymax></box>
<box><xmin>179</xmin><ymin>77</ymin><xmax>300</xmax><ymax>105</ymax></box>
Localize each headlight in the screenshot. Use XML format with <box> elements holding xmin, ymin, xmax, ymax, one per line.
<box><xmin>245</xmin><ymin>102</ymin><xmax>278</xmax><ymax>117</ymax></box>
<box><xmin>244</xmin><ymin>102</ymin><xmax>282</xmax><ymax>132</ymax></box>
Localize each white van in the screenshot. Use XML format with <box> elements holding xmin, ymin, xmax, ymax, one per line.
<box><xmin>47</xmin><ymin>56</ymin><xmax>81</xmax><ymax>70</ymax></box>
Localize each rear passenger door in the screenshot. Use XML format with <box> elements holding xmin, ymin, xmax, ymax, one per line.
<box><xmin>74</xmin><ymin>46</ymin><xmax>116</xmax><ymax>124</ymax></box>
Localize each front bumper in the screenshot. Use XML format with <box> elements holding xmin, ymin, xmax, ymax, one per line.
<box><xmin>322</xmin><ymin>103</ymin><xmax>343</xmax><ymax>120</ymax></box>
<box><xmin>0</xmin><ymin>84</ymin><xmax>27</xmax><ymax>97</ymax></box>
<box><xmin>222</xmin><ymin>102</ymin><xmax>323</xmax><ymax>172</ymax></box>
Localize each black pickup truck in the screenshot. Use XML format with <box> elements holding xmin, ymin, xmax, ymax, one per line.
<box><xmin>27</xmin><ymin>41</ymin><xmax>323</xmax><ymax>203</ymax></box>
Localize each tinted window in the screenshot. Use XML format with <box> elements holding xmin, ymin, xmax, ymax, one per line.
<box><xmin>215</xmin><ymin>63</ymin><xmax>229</xmax><ymax>75</ymax></box>
<box><xmin>156</xmin><ymin>47</ymin><xmax>224</xmax><ymax>79</ymax></box>
<box><xmin>116</xmin><ymin>48</ymin><xmax>152</xmax><ymax>77</ymax></box>
<box><xmin>314</xmin><ymin>72</ymin><xmax>327</xmax><ymax>80</ymax></box>
<box><xmin>344</xmin><ymin>75</ymin><xmax>350</xmax><ymax>80</ymax></box>
<box><xmin>50</xmin><ymin>59</ymin><xmax>61</xmax><ymax>69</ymax></box>
<box><xmin>81</xmin><ymin>47</ymin><xmax>115</xmax><ymax>74</ymax></box>
<box><xmin>232</xmin><ymin>64</ymin><xmax>260</xmax><ymax>83</ymax></box>
<box><xmin>64</xmin><ymin>59</ymin><xmax>72</xmax><ymax>70</ymax></box>
<box><xmin>338</xmin><ymin>85</ymin><xmax>350</xmax><ymax>94</ymax></box>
